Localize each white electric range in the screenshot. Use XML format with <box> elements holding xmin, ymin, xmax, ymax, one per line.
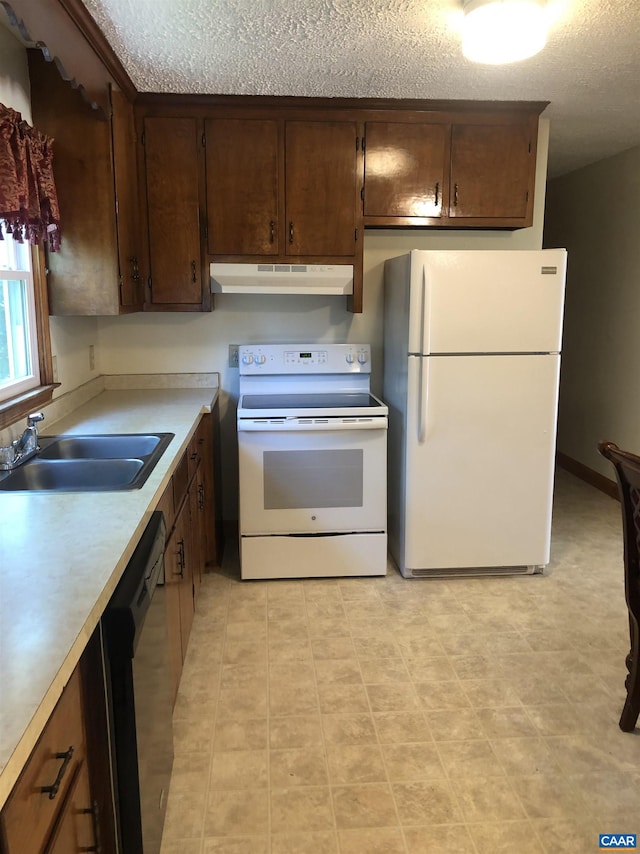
<box><xmin>237</xmin><ymin>344</ymin><xmax>388</xmax><ymax>580</ymax></box>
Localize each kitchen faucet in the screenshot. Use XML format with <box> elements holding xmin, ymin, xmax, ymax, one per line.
<box><xmin>0</xmin><ymin>412</ymin><xmax>45</xmax><ymax>471</ymax></box>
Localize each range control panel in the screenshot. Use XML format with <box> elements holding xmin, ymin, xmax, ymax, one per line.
<box><xmin>238</xmin><ymin>344</ymin><xmax>371</xmax><ymax>374</ymax></box>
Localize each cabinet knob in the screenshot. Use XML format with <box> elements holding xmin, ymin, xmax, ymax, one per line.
<box><xmin>191</xmin><ymin>260</ymin><xmax>197</xmax><ymax>283</ymax></box>
<box><xmin>289</xmin><ymin>222</ymin><xmax>294</xmax><ymax>244</ymax></box>
<box><xmin>453</xmin><ymin>183</ymin><xmax>459</xmax><ymax>207</ymax></box>
<box><xmin>269</xmin><ymin>220</ymin><xmax>275</xmax><ymax>244</ymax></box>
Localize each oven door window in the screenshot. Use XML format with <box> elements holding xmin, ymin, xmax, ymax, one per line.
<box><xmin>264</xmin><ymin>449</ymin><xmax>363</xmax><ymax>509</ymax></box>
<box><xmin>238</xmin><ymin>428</ymin><xmax>386</xmax><ymax>535</ymax></box>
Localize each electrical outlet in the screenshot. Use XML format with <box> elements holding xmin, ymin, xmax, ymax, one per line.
<box><xmin>229</xmin><ymin>344</ymin><xmax>240</xmax><ymax>368</ymax></box>
<box><xmin>89</xmin><ymin>344</ymin><xmax>95</xmax><ymax>371</ymax></box>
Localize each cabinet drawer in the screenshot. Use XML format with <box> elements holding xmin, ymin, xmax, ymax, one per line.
<box><xmin>1</xmin><ymin>667</ymin><xmax>86</xmax><ymax>853</ymax></box>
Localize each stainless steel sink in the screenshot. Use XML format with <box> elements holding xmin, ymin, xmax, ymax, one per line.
<box><xmin>38</xmin><ymin>433</ymin><xmax>169</xmax><ymax>460</ymax></box>
<box><xmin>0</xmin><ymin>459</ymin><xmax>144</xmax><ymax>491</ymax></box>
<box><xmin>0</xmin><ymin>433</ymin><xmax>174</xmax><ymax>492</ymax></box>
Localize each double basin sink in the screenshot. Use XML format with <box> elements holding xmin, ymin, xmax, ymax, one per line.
<box><xmin>0</xmin><ymin>433</ymin><xmax>174</xmax><ymax>492</ymax></box>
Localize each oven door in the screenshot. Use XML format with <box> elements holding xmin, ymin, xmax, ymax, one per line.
<box><xmin>238</xmin><ymin>420</ymin><xmax>387</xmax><ymax>535</ymax></box>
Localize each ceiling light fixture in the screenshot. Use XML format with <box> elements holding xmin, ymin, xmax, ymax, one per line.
<box><xmin>462</xmin><ymin>0</ymin><xmax>548</xmax><ymax>64</ymax></box>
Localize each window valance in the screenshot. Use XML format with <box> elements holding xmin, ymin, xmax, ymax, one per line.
<box><xmin>0</xmin><ymin>103</ymin><xmax>61</xmax><ymax>250</ymax></box>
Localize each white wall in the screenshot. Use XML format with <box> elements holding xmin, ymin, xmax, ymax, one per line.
<box><xmin>544</xmin><ymin>144</ymin><xmax>640</xmax><ymax>477</ymax></box>
<box><xmin>0</xmin><ymin>24</ymin><xmax>99</xmax><ymax>418</ymax></box>
<box><xmin>98</xmin><ymin>120</ymin><xmax>549</xmax><ymax>516</ymax></box>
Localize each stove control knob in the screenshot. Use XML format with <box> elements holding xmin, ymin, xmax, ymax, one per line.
<box><xmin>358</xmin><ymin>352</ymin><xmax>368</xmax><ymax>364</ymax></box>
<box><xmin>255</xmin><ymin>355</ymin><xmax>266</xmax><ymax>365</ymax></box>
<box><xmin>346</xmin><ymin>352</ymin><xmax>355</xmax><ymax>364</ymax></box>
<box><xmin>242</xmin><ymin>353</ymin><xmax>254</xmax><ymax>366</ymax></box>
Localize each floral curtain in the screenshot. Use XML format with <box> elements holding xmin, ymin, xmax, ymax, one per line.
<box><xmin>0</xmin><ymin>103</ymin><xmax>61</xmax><ymax>251</ymax></box>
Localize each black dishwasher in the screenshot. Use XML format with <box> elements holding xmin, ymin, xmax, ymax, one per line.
<box><xmin>102</xmin><ymin>511</ymin><xmax>173</xmax><ymax>854</ymax></box>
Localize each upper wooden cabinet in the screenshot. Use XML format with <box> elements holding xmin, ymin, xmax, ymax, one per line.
<box><xmin>0</xmin><ymin>655</ymin><xmax>112</xmax><ymax>854</ymax></box>
<box><xmin>284</xmin><ymin>120</ymin><xmax>358</xmax><ymax>257</ymax></box>
<box><xmin>140</xmin><ymin>116</ymin><xmax>210</xmax><ymax>311</ymax></box>
<box><xmin>205</xmin><ymin>117</ymin><xmax>359</xmax><ymax>259</ymax></box>
<box><xmin>362</xmin><ymin>111</ymin><xmax>539</xmax><ymax>228</ymax></box>
<box><xmin>363</xmin><ymin>121</ymin><xmax>448</xmax><ymax>220</ymax></box>
<box><xmin>448</xmin><ymin>122</ymin><xmax>533</xmax><ymax>221</ymax></box>
<box><xmin>28</xmin><ymin>50</ymin><xmax>144</xmax><ymax>315</ymax></box>
<box><xmin>205</xmin><ymin>118</ymin><xmax>279</xmax><ymax>256</ymax></box>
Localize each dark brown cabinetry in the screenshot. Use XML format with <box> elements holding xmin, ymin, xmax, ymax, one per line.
<box><xmin>205</xmin><ymin>117</ymin><xmax>359</xmax><ymax>259</ymax></box>
<box><xmin>28</xmin><ymin>50</ymin><xmax>144</xmax><ymax>315</ymax></box>
<box><xmin>363</xmin><ymin>121</ymin><xmax>448</xmax><ymax>221</ymax></box>
<box><xmin>362</xmin><ymin>111</ymin><xmax>539</xmax><ymax>228</ymax></box>
<box><xmin>158</xmin><ymin>411</ymin><xmax>217</xmax><ymax>704</ymax></box>
<box><xmin>448</xmin><ymin>122</ymin><xmax>534</xmax><ymax>222</ymax></box>
<box><xmin>196</xmin><ymin>408</ymin><xmax>223</xmax><ymax>568</ymax></box>
<box><xmin>205</xmin><ymin>118</ymin><xmax>279</xmax><ymax>256</ymax></box>
<box><xmin>284</xmin><ymin>120</ymin><xmax>359</xmax><ymax>257</ymax></box>
<box><xmin>140</xmin><ymin>117</ymin><xmax>209</xmax><ymax>311</ymax></box>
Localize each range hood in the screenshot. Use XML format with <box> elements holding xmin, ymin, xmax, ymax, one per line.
<box><xmin>210</xmin><ymin>263</ymin><xmax>353</xmax><ymax>296</ymax></box>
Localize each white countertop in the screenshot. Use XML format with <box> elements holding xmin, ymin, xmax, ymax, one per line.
<box><xmin>0</xmin><ymin>385</ymin><xmax>218</xmax><ymax>809</ymax></box>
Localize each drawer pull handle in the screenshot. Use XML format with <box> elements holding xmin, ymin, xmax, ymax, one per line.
<box><xmin>288</xmin><ymin>221</ymin><xmax>294</xmax><ymax>244</ymax></box>
<box><xmin>198</xmin><ymin>482</ymin><xmax>205</xmax><ymax>510</ymax></box>
<box><xmin>41</xmin><ymin>746</ymin><xmax>74</xmax><ymax>799</ymax></box>
<box><xmin>174</xmin><ymin>539</ymin><xmax>185</xmax><ymax>577</ymax></box>
<box><xmin>83</xmin><ymin>799</ymin><xmax>102</xmax><ymax>852</ymax></box>
<box><xmin>190</xmin><ymin>451</ymin><xmax>198</xmax><ymax>461</ymax></box>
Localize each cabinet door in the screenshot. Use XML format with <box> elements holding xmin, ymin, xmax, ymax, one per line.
<box><xmin>189</xmin><ymin>479</ymin><xmax>204</xmax><ymax>604</ymax></box>
<box><xmin>196</xmin><ymin>413</ymin><xmax>219</xmax><ymax>567</ymax></box>
<box><xmin>28</xmin><ymin>50</ymin><xmax>122</xmax><ymax>316</ymax></box>
<box><xmin>364</xmin><ymin>122</ymin><xmax>447</xmax><ymax>219</ymax></box>
<box><xmin>1</xmin><ymin>667</ymin><xmax>87</xmax><ymax>853</ymax></box>
<box><xmin>206</xmin><ymin>118</ymin><xmax>279</xmax><ymax>256</ymax></box>
<box><xmin>143</xmin><ymin>117</ymin><xmax>205</xmax><ymax>308</ymax></box>
<box><xmin>44</xmin><ymin>762</ymin><xmax>97</xmax><ymax>854</ymax></box>
<box><xmin>178</xmin><ymin>494</ymin><xmax>195</xmax><ymax>655</ymax></box>
<box><xmin>164</xmin><ymin>510</ymin><xmax>187</xmax><ymax>704</ymax></box>
<box><xmin>111</xmin><ymin>89</ymin><xmax>144</xmax><ymax>308</ymax></box>
<box><xmin>449</xmin><ymin>123</ymin><xmax>533</xmax><ymax>221</ymax></box>
<box><xmin>285</xmin><ymin>121</ymin><xmax>358</xmax><ymax>256</ymax></box>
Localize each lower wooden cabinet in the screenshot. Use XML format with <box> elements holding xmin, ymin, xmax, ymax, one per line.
<box><xmin>44</xmin><ymin>762</ymin><xmax>97</xmax><ymax>854</ymax></box>
<box><xmin>0</xmin><ymin>663</ymin><xmax>107</xmax><ymax>854</ymax></box>
<box><xmin>165</xmin><ymin>490</ymin><xmax>195</xmax><ymax>702</ymax></box>
<box><xmin>159</xmin><ymin>411</ymin><xmax>218</xmax><ymax>705</ymax></box>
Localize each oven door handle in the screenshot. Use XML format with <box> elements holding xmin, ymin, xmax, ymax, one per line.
<box><xmin>237</xmin><ymin>418</ymin><xmax>388</xmax><ymax>432</ymax></box>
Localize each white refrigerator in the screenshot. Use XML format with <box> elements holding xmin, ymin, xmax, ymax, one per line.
<box><xmin>383</xmin><ymin>249</ymin><xmax>567</xmax><ymax>577</ymax></box>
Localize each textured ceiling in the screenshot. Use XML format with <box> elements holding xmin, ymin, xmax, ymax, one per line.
<box><xmin>78</xmin><ymin>0</ymin><xmax>640</xmax><ymax>177</ymax></box>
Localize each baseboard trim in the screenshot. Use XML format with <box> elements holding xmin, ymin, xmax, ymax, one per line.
<box><xmin>556</xmin><ymin>452</ymin><xmax>619</xmax><ymax>500</ymax></box>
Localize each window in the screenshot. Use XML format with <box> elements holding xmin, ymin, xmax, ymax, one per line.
<box><xmin>0</xmin><ymin>233</ymin><xmax>55</xmax><ymax>428</ymax></box>
<box><xmin>0</xmin><ymin>233</ymin><xmax>39</xmax><ymax>401</ymax></box>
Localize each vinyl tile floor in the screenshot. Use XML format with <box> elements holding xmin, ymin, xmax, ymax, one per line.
<box><xmin>160</xmin><ymin>470</ymin><xmax>640</xmax><ymax>854</ymax></box>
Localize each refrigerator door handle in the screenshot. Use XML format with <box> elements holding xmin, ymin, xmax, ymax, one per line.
<box><xmin>418</xmin><ymin>356</ymin><xmax>430</xmax><ymax>444</ymax></box>
<box><xmin>419</xmin><ymin>268</ymin><xmax>427</xmax><ymax>355</ymax></box>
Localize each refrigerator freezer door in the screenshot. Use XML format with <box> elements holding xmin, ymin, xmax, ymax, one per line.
<box><xmin>401</xmin><ymin>353</ymin><xmax>560</xmax><ymax>573</ymax></box>
<box><xmin>408</xmin><ymin>249</ymin><xmax>567</xmax><ymax>355</ymax></box>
